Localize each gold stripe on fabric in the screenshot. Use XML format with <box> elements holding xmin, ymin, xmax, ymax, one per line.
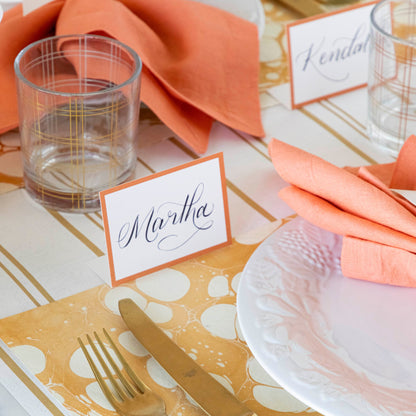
<box><xmin>169</xmin><ymin>137</ymin><xmax>198</xmax><ymax>159</ymax></box>
<box><xmin>0</xmin><ymin>245</ymin><xmax>54</xmax><ymax>303</ymax></box>
<box><xmin>226</xmin><ymin>180</ymin><xmax>277</xmax><ymax>222</ymax></box>
<box><xmin>0</xmin><ymin>348</ymin><xmax>65</xmax><ymax>416</ymax></box>
<box><xmin>83</xmin><ymin>213</ymin><xmax>104</xmax><ymax>230</ymax></box>
<box><xmin>46</xmin><ymin>210</ymin><xmax>104</xmax><ymax>257</ymax></box>
<box><xmin>326</xmin><ymin>99</ymin><xmax>367</xmax><ymax>130</ymax></box>
<box><xmin>300</xmin><ymin>108</ymin><xmax>377</xmax><ymax>165</ymax></box>
<box><xmin>137</xmin><ymin>156</ymin><xmax>156</xmax><ymax>174</ymax></box>
<box><xmin>226</xmin><ymin>127</ymin><xmax>270</xmax><ymax>160</ymax></box>
<box><xmin>282</xmin><ymin>213</ymin><xmax>298</xmax><ymax>225</ymax></box>
<box><xmin>0</xmin><ymin>261</ymin><xmax>40</xmax><ymax>306</ymax></box>
<box><xmin>169</xmin><ymin>138</ymin><xmax>277</xmax><ymax>222</ymax></box>
<box><xmin>319</xmin><ymin>101</ymin><xmax>368</xmax><ymax>140</ymax></box>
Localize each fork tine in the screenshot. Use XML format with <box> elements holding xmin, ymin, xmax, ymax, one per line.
<box><xmin>80</xmin><ymin>330</ymin><xmax>167</xmax><ymax>416</ymax></box>
<box><xmin>103</xmin><ymin>328</ymin><xmax>147</xmax><ymax>394</ymax></box>
<box><xmin>78</xmin><ymin>337</ymin><xmax>119</xmax><ymax>408</ymax></box>
<box><xmin>93</xmin><ymin>331</ymin><xmax>137</xmax><ymax>397</ymax></box>
<box><xmin>86</xmin><ymin>333</ymin><xmax>128</xmax><ymax>401</ymax></box>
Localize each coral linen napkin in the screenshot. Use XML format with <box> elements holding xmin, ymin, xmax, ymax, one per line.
<box><xmin>0</xmin><ymin>0</ymin><xmax>264</xmax><ymax>153</ymax></box>
<box><xmin>269</xmin><ymin>136</ymin><xmax>416</xmax><ymax>288</ymax></box>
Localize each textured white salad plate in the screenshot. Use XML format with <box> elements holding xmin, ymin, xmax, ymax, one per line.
<box><xmin>237</xmin><ymin>217</ymin><xmax>416</xmax><ymax>416</ymax></box>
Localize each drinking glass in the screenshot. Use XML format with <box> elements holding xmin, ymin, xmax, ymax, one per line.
<box><xmin>368</xmin><ymin>0</ymin><xmax>416</xmax><ymax>156</ymax></box>
<box><xmin>14</xmin><ymin>34</ymin><xmax>142</xmax><ymax>212</ymax></box>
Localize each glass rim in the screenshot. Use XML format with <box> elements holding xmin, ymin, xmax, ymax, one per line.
<box><xmin>14</xmin><ymin>33</ymin><xmax>142</xmax><ymax>97</ymax></box>
<box><xmin>371</xmin><ymin>0</ymin><xmax>416</xmax><ymax>48</ymax></box>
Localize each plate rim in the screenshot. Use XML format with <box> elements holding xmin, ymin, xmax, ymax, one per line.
<box><xmin>236</xmin><ymin>218</ymin><xmax>338</xmax><ymax>415</ymax></box>
<box><xmin>236</xmin><ymin>217</ymin><xmax>416</xmax><ymax>416</ymax></box>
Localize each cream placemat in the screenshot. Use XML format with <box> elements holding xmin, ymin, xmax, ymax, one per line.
<box><xmin>0</xmin><ymin>225</ymin><xmax>318</xmax><ymax>416</ymax></box>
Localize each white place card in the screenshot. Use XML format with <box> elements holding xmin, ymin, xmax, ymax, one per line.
<box><xmin>286</xmin><ymin>1</ymin><xmax>377</xmax><ymax>109</ymax></box>
<box><xmin>100</xmin><ymin>153</ymin><xmax>231</xmax><ymax>287</ymax></box>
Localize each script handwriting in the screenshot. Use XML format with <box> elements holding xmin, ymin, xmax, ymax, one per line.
<box><xmin>295</xmin><ymin>24</ymin><xmax>370</xmax><ymax>82</ymax></box>
<box><xmin>118</xmin><ymin>183</ymin><xmax>214</xmax><ymax>251</ymax></box>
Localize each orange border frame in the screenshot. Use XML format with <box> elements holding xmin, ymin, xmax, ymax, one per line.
<box><xmin>286</xmin><ymin>0</ymin><xmax>378</xmax><ymax>109</ymax></box>
<box><xmin>99</xmin><ymin>152</ymin><xmax>232</xmax><ymax>287</ymax></box>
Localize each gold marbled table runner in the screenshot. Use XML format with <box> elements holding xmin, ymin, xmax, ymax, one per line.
<box><xmin>0</xmin><ymin>224</ymin><xmax>317</xmax><ymax>416</ymax></box>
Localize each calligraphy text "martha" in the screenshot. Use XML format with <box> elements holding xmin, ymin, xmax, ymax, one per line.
<box><xmin>118</xmin><ymin>183</ymin><xmax>214</xmax><ymax>251</ymax></box>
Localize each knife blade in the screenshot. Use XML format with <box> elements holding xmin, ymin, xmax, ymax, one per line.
<box><xmin>119</xmin><ymin>298</ymin><xmax>256</xmax><ymax>416</ymax></box>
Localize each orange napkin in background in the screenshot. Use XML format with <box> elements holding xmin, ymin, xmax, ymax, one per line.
<box><xmin>0</xmin><ymin>0</ymin><xmax>264</xmax><ymax>153</ymax></box>
<box><xmin>269</xmin><ymin>136</ymin><xmax>416</xmax><ymax>288</ymax></box>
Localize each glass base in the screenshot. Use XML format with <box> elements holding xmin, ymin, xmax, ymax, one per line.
<box><xmin>24</xmin><ymin>175</ymin><xmax>103</xmax><ymax>213</ymax></box>
<box><xmin>367</xmin><ymin>121</ymin><xmax>405</xmax><ymax>158</ymax></box>
<box><xmin>23</xmin><ymin>142</ymin><xmax>136</xmax><ymax>213</ymax></box>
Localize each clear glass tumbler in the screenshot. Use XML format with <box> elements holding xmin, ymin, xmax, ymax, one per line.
<box><xmin>368</xmin><ymin>0</ymin><xmax>416</xmax><ymax>157</ymax></box>
<box><xmin>14</xmin><ymin>34</ymin><xmax>142</xmax><ymax>212</ymax></box>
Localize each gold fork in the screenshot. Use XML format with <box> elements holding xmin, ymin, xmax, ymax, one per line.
<box><xmin>78</xmin><ymin>328</ymin><xmax>167</xmax><ymax>416</ymax></box>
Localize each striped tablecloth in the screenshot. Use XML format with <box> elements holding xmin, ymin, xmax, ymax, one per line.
<box><xmin>0</xmin><ymin>1</ymin><xmax>394</xmax><ymax>416</ymax></box>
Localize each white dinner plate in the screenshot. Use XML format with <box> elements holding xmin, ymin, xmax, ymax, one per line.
<box><xmin>237</xmin><ymin>217</ymin><xmax>416</xmax><ymax>416</ymax></box>
<box><xmin>195</xmin><ymin>0</ymin><xmax>265</xmax><ymax>37</ymax></box>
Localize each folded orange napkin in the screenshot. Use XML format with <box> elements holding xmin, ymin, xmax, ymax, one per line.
<box><xmin>269</xmin><ymin>136</ymin><xmax>416</xmax><ymax>288</ymax></box>
<box><xmin>0</xmin><ymin>0</ymin><xmax>264</xmax><ymax>153</ymax></box>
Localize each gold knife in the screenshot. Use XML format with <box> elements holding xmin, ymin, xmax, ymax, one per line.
<box><xmin>119</xmin><ymin>298</ymin><xmax>257</xmax><ymax>416</ymax></box>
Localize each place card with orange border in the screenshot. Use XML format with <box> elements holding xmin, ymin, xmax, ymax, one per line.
<box><xmin>283</xmin><ymin>1</ymin><xmax>377</xmax><ymax>109</ymax></box>
<box><xmin>99</xmin><ymin>153</ymin><xmax>231</xmax><ymax>287</ymax></box>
